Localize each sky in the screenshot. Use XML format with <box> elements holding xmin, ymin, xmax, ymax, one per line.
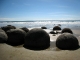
<box><xmin>0</xmin><ymin>0</ymin><xmax>80</xmax><ymax>21</ymax></box>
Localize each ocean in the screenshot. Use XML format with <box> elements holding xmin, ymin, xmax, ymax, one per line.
<box><xmin>0</xmin><ymin>20</ymin><xmax>80</xmax><ymax>30</ymax></box>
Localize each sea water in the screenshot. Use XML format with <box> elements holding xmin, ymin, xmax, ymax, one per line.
<box><xmin>0</xmin><ymin>20</ymin><xmax>80</xmax><ymax>30</ymax></box>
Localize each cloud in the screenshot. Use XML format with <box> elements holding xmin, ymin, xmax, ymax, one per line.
<box><xmin>51</xmin><ymin>15</ymin><xmax>80</xmax><ymax>20</ymax></box>
<box><xmin>48</xmin><ymin>12</ymin><xmax>77</xmax><ymax>17</ymax></box>
<box><xmin>0</xmin><ymin>17</ymin><xmax>37</xmax><ymax>21</ymax></box>
<box><xmin>0</xmin><ymin>14</ymin><xmax>80</xmax><ymax>21</ymax></box>
<box><xmin>58</xmin><ymin>17</ymin><xmax>80</xmax><ymax>20</ymax></box>
<box><xmin>0</xmin><ymin>17</ymin><xmax>22</xmax><ymax>21</ymax></box>
<box><xmin>0</xmin><ymin>18</ymin><xmax>14</xmax><ymax>21</ymax></box>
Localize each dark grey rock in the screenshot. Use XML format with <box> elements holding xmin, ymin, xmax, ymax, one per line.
<box><xmin>49</xmin><ymin>31</ymin><xmax>56</xmax><ymax>34</ymax></box>
<box><xmin>61</xmin><ymin>28</ymin><xmax>73</xmax><ymax>34</ymax></box>
<box><xmin>23</xmin><ymin>28</ymin><xmax>50</xmax><ymax>50</ymax></box>
<box><xmin>20</xmin><ymin>27</ymin><xmax>29</xmax><ymax>33</ymax></box>
<box><xmin>41</xmin><ymin>26</ymin><xmax>47</xmax><ymax>29</ymax></box>
<box><xmin>53</xmin><ymin>26</ymin><xmax>61</xmax><ymax>30</ymax></box>
<box><xmin>6</xmin><ymin>29</ymin><xmax>26</xmax><ymax>46</ymax></box>
<box><xmin>1</xmin><ymin>25</ymin><xmax>16</xmax><ymax>32</ymax></box>
<box><xmin>56</xmin><ymin>33</ymin><xmax>79</xmax><ymax>50</ymax></box>
<box><xmin>0</xmin><ymin>29</ymin><xmax>8</xmax><ymax>43</ymax></box>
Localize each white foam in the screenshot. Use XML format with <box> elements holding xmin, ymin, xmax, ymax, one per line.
<box><xmin>43</xmin><ymin>29</ymin><xmax>51</xmax><ymax>33</ymax></box>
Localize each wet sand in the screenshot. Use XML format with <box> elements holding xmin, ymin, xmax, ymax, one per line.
<box><xmin>0</xmin><ymin>28</ymin><xmax>80</xmax><ymax>60</ymax></box>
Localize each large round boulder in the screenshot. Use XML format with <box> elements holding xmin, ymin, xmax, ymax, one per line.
<box><xmin>6</xmin><ymin>29</ymin><xmax>26</xmax><ymax>46</ymax></box>
<box><xmin>23</xmin><ymin>28</ymin><xmax>50</xmax><ymax>50</ymax></box>
<box><xmin>1</xmin><ymin>25</ymin><xmax>16</xmax><ymax>32</ymax></box>
<box><xmin>7</xmin><ymin>25</ymin><xmax>16</xmax><ymax>29</ymax></box>
<box><xmin>53</xmin><ymin>26</ymin><xmax>61</xmax><ymax>30</ymax></box>
<box><xmin>20</xmin><ymin>27</ymin><xmax>29</xmax><ymax>33</ymax></box>
<box><xmin>56</xmin><ymin>33</ymin><xmax>79</xmax><ymax>50</ymax></box>
<box><xmin>0</xmin><ymin>29</ymin><xmax>8</xmax><ymax>43</ymax></box>
<box><xmin>61</xmin><ymin>28</ymin><xmax>73</xmax><ymax>34</ymax></box>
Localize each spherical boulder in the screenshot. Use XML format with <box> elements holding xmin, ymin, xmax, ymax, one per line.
<box><xmin>53</xmin><ymin>26</ymin><xmax>61</xmax><ymax>30</ymax></box>
<box><xmin>6</xmin><ymin>29</ymin><xmax>26</xmax><ymax>46</ymax></box>
<box><xmin>41</xmin><ymin>26</ymin><xmax>47</xmax><ymax>29</ymax></box>
<box><xmin>49</xmin><ymin>31</ymin><xmax>56</xmax><ymax>34</ymax></box>
<box><xmin>56</xmin><ymin>33</ymin><xmax>79</xmax><ymax>50</ymax></box>
<box><xmin>0</xmin><ymin>32</ymin><xmax>8</xmax><ymax>43</ymax></box>
<box><xmin>20</xmin><ymin>27</ymin><xmax>29</xmax><ymax>33</ymax></box>
<box><xmin>0</xmin><ymin>29</ymin><xmax>8</xmax><ymax>43</ymax></box>
<box><xmin>0</xmin><ymin>28</ymin><xmax>5</xmax><ymax>32</ymax></box>
<box><xmin>61</xmin><ymin>28</ymin><xmax>73</xmax><ymax>34</ymax></box>
<box><xmin>1</xmin><ymin>25</ymin><xmax>16</xmax><ymax>32</ymax></box>
<box><xmin>23</xmin><ymin>28</ymin><xmax>50</xmax><ymax>50</ymax></box>
<box><xmin>7</xmin><ymin>25</ymin><xmax>16</xmax><ymax>29</ymax></box>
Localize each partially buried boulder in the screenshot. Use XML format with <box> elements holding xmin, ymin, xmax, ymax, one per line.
<box><xmin>41</xmin><ymin>26</ymin><xmax>47</xmax><ymax>29</ymax></box>
<box><xmin>1</xmin><ymin>25</ymin><xmax>16</xmax><ymax>32</ymax></box>
<box><xmin>20</xmin><ymin>27</ymin><xmax>29</xmax><ymax>33</ymax></box>
<box><xmin>53</xmin><ymin>26</ymin><xmax>61</xmax><ymax>30</ymax></box>
<box><xmin>6</xmin><ymin>29</ymin><xmax>26</xmax><ymax>46</ymax></box>
<box><xmin>56</xmin><ymin>33</ymin><xmax>79</xmax><ymax>50</ymax></box>
<box><xmin>23</xmin><ymin>28</ymin><xmax>50</xmax><ymax>50</ymax></box>
<box><xmin>0</xmin><ymin>29</ymin><xmax>8</xmax><ymax>43</ymax></box>
<box><xmin>61</xmin><ymin>28</ymin><xmax>73</xmax><ymax>34</ymax></box>
<box><xmin>49</xmin><ymin>31</ymin><xmax>56</xmax><ymax>34</ymax></box>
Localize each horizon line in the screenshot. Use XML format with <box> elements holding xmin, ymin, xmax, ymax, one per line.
<box><xmin>0</xmin><ymin>20</ymin><xmax>80</xmax><ymax>22</ymax></box>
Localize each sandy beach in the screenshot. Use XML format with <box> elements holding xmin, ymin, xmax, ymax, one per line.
<box><xmin>0</xmin><ymin>28</ymin><xmax>80</xmax><ymax>60</ymax></box>
<box><xmin>1</xmin><ymin>0</ymin><xmax>80</xmax><ymax>59</ymax></box>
